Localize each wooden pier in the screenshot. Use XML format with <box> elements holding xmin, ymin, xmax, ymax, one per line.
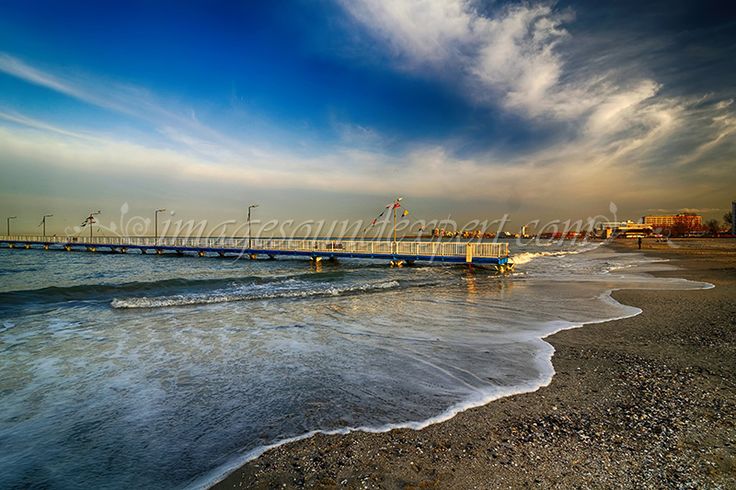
<box><xmin>0</xmin><ymin>235</ymin><xmax>512</xmax><ymax>268</ymax></box>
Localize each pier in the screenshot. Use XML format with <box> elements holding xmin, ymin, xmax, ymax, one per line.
<box><xmin>0</xmin><ymin>235</ymin><xmax>511</xmax><ymax>268</ymax></box>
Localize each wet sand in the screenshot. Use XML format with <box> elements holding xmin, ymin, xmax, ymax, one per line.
<box><xmin>213</xmin><ymin>238</ymin><xmax>736</xmax><ymax>489</ymax></box>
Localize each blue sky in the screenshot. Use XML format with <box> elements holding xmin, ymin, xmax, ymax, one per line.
<box><xmin>0</xmin><ymin>0</ymin><xmax>734</xmax><ymax>234</ymax></box>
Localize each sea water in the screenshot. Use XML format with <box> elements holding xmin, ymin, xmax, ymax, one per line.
<box><xmin>0</xmin><ymin>241</ymin><xmax>710</xmax><ymax>489</ymax></box>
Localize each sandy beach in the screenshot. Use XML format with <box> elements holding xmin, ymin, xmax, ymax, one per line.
<box><xmin>214</xmin><ymin>238</ymin><xmax>736</xmax><ymax>489</ymax></box>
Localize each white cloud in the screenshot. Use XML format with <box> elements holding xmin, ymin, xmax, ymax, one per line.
<box><xmin>338</xmin><ymin>0</ymin><xmax>736</xmax><ymax>210</ymax></box>
<box><xmin>470</xmin><ymin>4</ymin><xmax>571</xmax><ymax>115</ymax></box>
<box><xmin>341</xmin><ymin>0</ymin><xmax>668</xmax><ymax>126</ymax></box>
<box><xmin>0</xmin><ymin>110</ymin><xmax>97</xmax><ymax>140</ymax></box>
<box><xmin>341</xmin><ymin>0</ymin><xmax>474</xmax><ymax>62</ymax></box>
<box><xmin>0</xmin><ymin>52</ymin><xmax>239</xmax><ymax>152</ymax></box>
<box><xmin>0</xmin><ymin>112</ymin><xmax>722</xmax><ymax>208</ymax></box>
<box><xmin>0</xmin><ymin>53</ymin><xmax>85</xmax><ymax>100</ymax></box>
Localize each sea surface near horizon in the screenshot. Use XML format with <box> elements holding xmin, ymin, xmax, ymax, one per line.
<box><xmin>0</xmin><ymin>241</ymin><xmax>710</xmax><ymax>489</ymax></box>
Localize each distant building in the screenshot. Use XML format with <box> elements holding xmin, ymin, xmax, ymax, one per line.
<box><xmin>598</xmin><ymin>221</ymin><xmax>653</xmax><ymax>238</ymax></box>
<box><xmin>642</xmin><ymin>214</ymin><xmax>702</xmax><ymax>229</ymax></box>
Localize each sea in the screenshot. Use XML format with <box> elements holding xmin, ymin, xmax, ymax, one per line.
<box><xmin>0</xmin><ymin>240</ymin><xmax>711</xmax><ymax>489</ymax></box>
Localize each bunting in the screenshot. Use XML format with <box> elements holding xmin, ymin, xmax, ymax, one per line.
<box><xmin>362</xmin><ymin>197</ymin><xmax>411</xmax><ymax>235</ymax></box>
<box><xmin>80</xmin><ymin>211</ymin><xmax>101</xmax><ymax>228</ymax></box>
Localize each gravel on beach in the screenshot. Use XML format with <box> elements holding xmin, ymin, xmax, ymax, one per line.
<box><xmin>214</xmin><ymin>239</ymin><xmax>736</xmax><ymax>489</ymax></box>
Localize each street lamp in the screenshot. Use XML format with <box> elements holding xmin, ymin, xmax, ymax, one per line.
<box><xmin>154</xmin><ymin>208</ymin><xmax>166</xmax><ymax>242</ymax></box>
<box><xmin>82</xmin><ymin>211</ymin><xmax>101</xmax><ymax>239</ymax></box>
<box><xmin>6</xmin><ymin>216</ymin><xmax>16</xmax><ymax>236</ymax></box>
<box><xmin>247</xmin><ymin>204</ymin><xmax>259</xmax><ymax>250</ymax></box>
<box><xmin>40</xmin><ymin>214</ymin><xmax>53</xmax><ymax>236</ymax></box>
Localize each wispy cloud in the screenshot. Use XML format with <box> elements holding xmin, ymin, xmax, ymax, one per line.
<box><xmin>0</xmin><ymin>52</ymin><xmax>246</xmax><ymax>155</ymax></box>
<box><xmin>0</xmin><ymin>110</ymin><xmax>97</xmax><ymax>140</ymax></box>
<box><xmin>0</xmin><ymin>52</ymin><xmax>156</xmax><ymax>119</ymax></box>
<box><xmin>0</xmin><ymin>110</ymin><xmax>728</xmax><ymax>211</ymax></box>
<box><xmin>338</xmin><ymin>0</ymin><xmax>730</xmax><ymax>152</ymax></box>
<box><xmin>341</xmin><ymin>1</ymin><xmax>609</xmax><ymax>120</ymax></box>
<box><xmin>338</xmin><ymin>1</ymin><xmax>736</xmax><ymax>201</ymax></box>
<box><xmin>0</xmin><ymin>53</ymin><xmax>87</xmax><ymax>100</ymax></box>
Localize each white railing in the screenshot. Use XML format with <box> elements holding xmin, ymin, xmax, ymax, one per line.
<box><xmin>0</xmin><ymin>235</ymin><xmax>509</xmax><ymax>258</ymax></box>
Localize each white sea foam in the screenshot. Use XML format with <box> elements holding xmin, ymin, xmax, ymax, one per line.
<box><xmin>188</xmin><ymin>299</ymin><xmax>650</xmax><ymax>490</ymax></box>
<box><xmin>511</xmin><ymin>249</ymin><xmax>580</xmax><ymax>265</ymax></box>
<box><xmin>110</xmin><ymin>280</ymin><xmax>400</xmax><ymax>309</ymax></box>
<box><xmin>510</xmin><ymin>242</ymin><xmax>601</xmax><ymax>265</ymax></box>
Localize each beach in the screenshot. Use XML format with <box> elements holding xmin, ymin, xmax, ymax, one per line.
<box><xmin>214</xmin><ymin>238</ymin><xmax>736</xmax><ymax>489</ymax></box>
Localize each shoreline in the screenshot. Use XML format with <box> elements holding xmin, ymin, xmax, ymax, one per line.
<box><xmin>212</xmin><ymin>238</ymin><xmax>736</xmax><ymax>489</ymax></box>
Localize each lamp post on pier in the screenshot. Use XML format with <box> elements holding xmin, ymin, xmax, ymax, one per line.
<box><xmin>247</xmin><ymin>204</ymin><xmax>259</xmax><ymax>250</ymax></box>
<box><xmin>6</xmin><ymin>216</ymin><xmax>16</xmax><ymax>235</ymax></box>
<box><xmin>40</xmin><ymin>214</ymin><xmax>53</xmax><ymax>236</ymax></box>
<box><xmin>392</xmin><ymin>197</ymin><xmax>402</xmax><ymax>252</ymax></box>
<box><xmin>154</xmin><ymin>208</ymin><xmax>166</xmax><ymax>243</ymax></box>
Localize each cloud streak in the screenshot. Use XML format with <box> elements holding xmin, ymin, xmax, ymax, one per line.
<box><xmin>341</xmin><ymin>1</ymin><xmax>589</xmax><ymax>119</ymax></box>
<box><xmin>0</xmin><ymin>103</ymin><xmax>730</xmax><ymax>212</ymax></box>
<box><xmin>0</xmin><ymin>52</ymin><xmax>251</xmax><ymax>157</ymax></box>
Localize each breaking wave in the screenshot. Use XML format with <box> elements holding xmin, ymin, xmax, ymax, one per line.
<box><xmin>111</xmin><ymin>280</ymin><xmax>401</xmax><ymax>309</ymax></box>
<box><xmin>510</xmin><ymin>243</ymin><xmax>601</xmax><ymax>265</ymax></box>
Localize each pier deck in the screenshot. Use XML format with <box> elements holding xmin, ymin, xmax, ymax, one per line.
<box><xmin>0</xmin><ymin>235</ymin><xmax>511</xmax><ymax>266</ymax></box>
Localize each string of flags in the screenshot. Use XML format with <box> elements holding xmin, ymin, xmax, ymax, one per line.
<box><xmin>80</xmin><ymin>211</ymin><xmax>101</xmax><ymax>228</ymax></box>
<box><xmin>363</xmin><ymin>197</ymin><xmax>409</xmax><ymax>235</ymax></box>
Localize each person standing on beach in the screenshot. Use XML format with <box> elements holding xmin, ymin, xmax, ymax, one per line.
<box><xmin>638</xmin><ymin>237</ymin><xmax>642</xmax><ymax>249</ymax></box>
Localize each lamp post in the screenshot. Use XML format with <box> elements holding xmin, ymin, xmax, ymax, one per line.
<box><xmin>41</xmin><ymin>214</ymin><xmax>53</xmax><ymax>236</ymax></box>
<box><xmin>392</xmin><ymin>197</ymin><xmax>402</xmax><ymax>250</ymax></box>
<box><xmin>154</xmin><ymin>208</ymin><xmax>166</xmax><ymax>242</ymax></box>
<box><xmin>6</xmin><ymin>216</ymin><xmax>16</xmax><ymax>236</ymax></box>
<box><xmin>247</xmin><ymin>204</ymin><xmax>259</xmax><ymax>250</ymax></box>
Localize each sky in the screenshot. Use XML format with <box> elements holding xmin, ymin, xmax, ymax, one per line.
<box><xmin>0</xmin><ymin>0</ymin><xmax>734</xmax><ymax>235</ymax></box>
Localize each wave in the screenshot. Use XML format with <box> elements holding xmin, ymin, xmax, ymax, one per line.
<box><xmin>510</xmin><ymin>243</ymin><xmax>601</xmax><ymax>265</ymax></box>
<box><xmin>0</xmin><ymin>272</ymin><xmax>342</xmax><ymax>308</ymax></box>
<box><xmin>511</xmin><ymin>250</ymin><xmax>581</xmax><ymax>265</ymax></box>
<box><xmin>111</xmin><ymin>280</ymin><xmax>401</xmax><ymax>309</ymax></box>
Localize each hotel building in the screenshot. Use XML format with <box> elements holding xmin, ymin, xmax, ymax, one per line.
<box><xmin>642</xmin><ymin>214</ymin><xmax>703</xmax><ymax>229</ymax></box>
